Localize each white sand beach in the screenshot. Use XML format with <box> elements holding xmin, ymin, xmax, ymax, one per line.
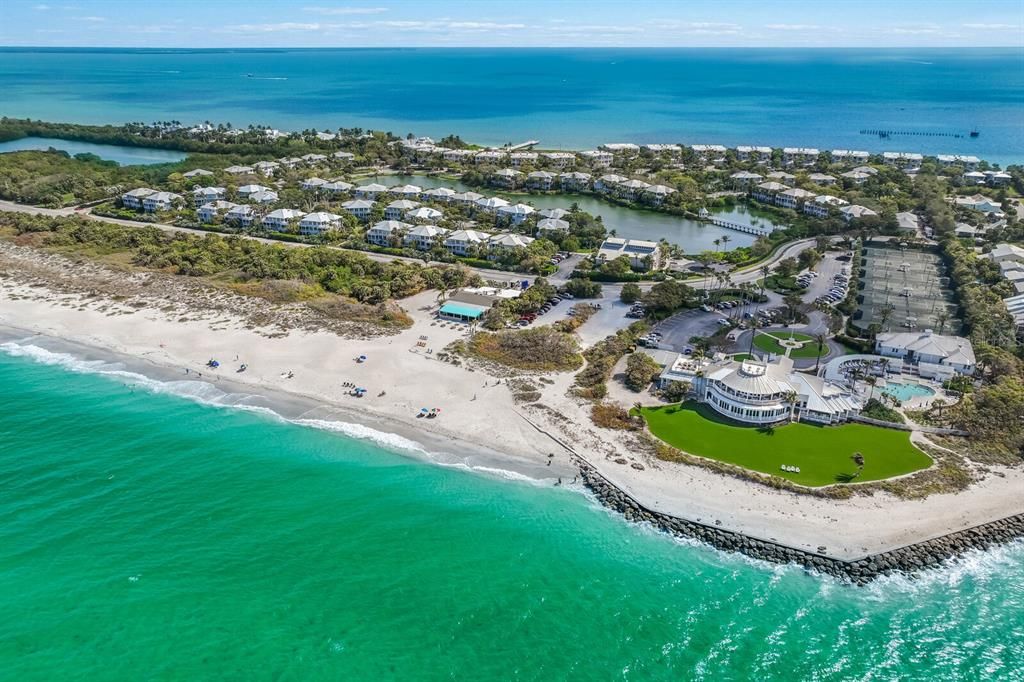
<box><xmin>2</xmin><ymin>240</ymin><xmax>1022</xmax><ymax>561</ymax></box>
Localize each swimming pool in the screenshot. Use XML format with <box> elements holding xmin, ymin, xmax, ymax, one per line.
<box><xmin>882</xmin><ymin>381</ymin><xmax>936</xmax><ymax>402</ymax></box>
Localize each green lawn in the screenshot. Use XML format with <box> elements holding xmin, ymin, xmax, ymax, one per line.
<box><xmin>753</xmin><ymin>331</ymin><xmax>828</xmax><ymax>359</ymax></box>
<box><xmin>639</xmin><ymin>402</ymin><xmax>932</xmax><ymax>487</ymax></box>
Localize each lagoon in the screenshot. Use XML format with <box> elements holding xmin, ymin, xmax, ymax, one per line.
<box><xmin>0</xmin><ymin>136</ymin><xmax>187</xmax><ymax>165</ymax></box>
<box><xmin>369</xmin><ymin>174</ymin><xmax>779</xmax><ymax>252</ymax></box>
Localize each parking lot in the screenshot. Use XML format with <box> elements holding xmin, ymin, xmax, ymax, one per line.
<box><xmin>648</xmin><ymin>308</ymin><xmax>731</xmax><ymax>353</ymax></box>
<box><xmin>801</xmin><ymin>251</ymin><xmax>851</xmax><ymax>304</ymax></box>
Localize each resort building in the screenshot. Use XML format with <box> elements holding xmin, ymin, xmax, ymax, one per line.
<box><xmin>682</xmin><ymin>356</ymin><xmax>862</xmax><ymax>425</ymax></box>
<box><xmin>301</xmin><ymin>153</ymin><xmax>328</xmax><ymax>165</ymax></box>
<box><xmin>751</xmin><ymin>181</ymin><xmax>789</xmax><ymax>203</ymax></box>
<box><xmin>597</xmin><ymin>238</ymin><xmax>661</xmax><ymax>271</ymax></box>
<box><xmin>403</xmin><ymin>224</ymin><xmax>448</xmax><ymax>250</ymax></box>
<box><xmin>841</xmin><ymin>170</ymin><xmax>873</xmax><ymax>185</ymax></box>
<box><xmin>617</xmin><ymin>178</ymin><xmax>652</xmax><ymax>201</ymax></box>
<box><xmin>341</xmin><ymin>199</ymin><xmax>375</xmax><ymax>221</ymax></box>
<box><xmin>298</xmin><ymin>212</ymin><xmax>343</xmax><ymax>236</ymax></box>
<box><xmin>542</xmin><ymin>152</ymin><xmax>577</xmax><ymax>168</ymax></box>
<box><xmin>580</xmin><ymin>150</ymin><xmax>613</xmax><ymax>167</ymax></box>
<box><xmin>406</xmin><ymin>206</ymin><xmax>444</xmax><ymax>223</ymax></box>
<box><xmin>474</xmin><ymin>196</ymin><xmax>511</xmax><ymax>213</ymax></box>
<box><xmin>332</xmin><ymin>151</ymin><xmax>356</xmax><ymax>162</ymax></box>
<box><xmin>808</xmin><ymin>173</ymin><xmax>837</xmax><ymax>186</ymax></box>
<box><xmin>954</xmin><ymin>194</ymin><xmax>1005</xmax><ymax>218</ymax></box>
<box><xmin>442</xmin><ymin>149</ymin><xmax>476</xmax><ymax>163</ymax></box>
<box><xmin>538</xmin><ymin>208</ymin><xmax>570</xmax><ymax>221</ymax></box>
<box><xmin>253</xmin><ymin>161</ymin><xmax>279</xmax><ymax>176</ymax></box>
<box><xmin>121</xmin><ymin>187</ymin><xmax>156</xmax><ymax>209</ymax></box>
<box><xmin>437</xmin><ymin>286</ymin><xmax>521</xmax><ymax>322</ymax></box>
<box><xmin>937</xmin><ymin>154</ymin><xmax>981</xmax><ymax>170</ymax></box>
<box><xmin>735</xmin><ymin>145</ymin><xmax>773</xmax><ymax>162</ymax></box>
<box><xmin>451</xmin><ymin>191</ymin><xmax>484</xmax><ymax>206</ymax></box>
<box><xmin>985</xmin><ymin>171</ymin><xmax>1012</xmax><ymax>187</ymax></box>
<box><xmin>775</xmin><ymin>187</ymin><xmax>816</xmax><ymax>210</ymax></box>
<box><xmin>143</xmin><ymin>191</ymin><xmax>184</xmax><ymax>213</ymax></box>
<box><xmin>559</xmin><ymin>172</ymin><xmax>592</xmax><ymax>191</ymax></box>
<box><xmin>690</xmin><ymin>144</ymin><xmax>727</xmax><ymax>163</ymax></box>
<box><xmin>491</xmin><ymin>168</ymin><xmax>522</xmax><ymax>188</ymax></box>
<box><xmin>301</xmin><ymin>177</ymin><xmax>328</xmax><ymax>191</ymax></box>
<box><xmin>278</xmin><ymin>157</ymin><xmax>302</xmax><ymax>169</ymax></box>
<box><xmin>509</xmin><ymin>152</ymin><xmax>538</xmax><ymax>167</ymax></box>
<box><xmin>599</xmin><ymin>143</ymin><xmax>641</xmax><ymax>154</ymax></box>
<box><xmin>767</xmin><ymin>171</ymin><xmax>796</xmax><ymax>182</ymax></box>
<box><xmin>237</xmin><ymin>184</ymin><xmax>272</xmax><ymax>200</ymax></box>
<box><xmin>224</xmin><ymin>204</ymin><xmax>255</xmax><ymax>227</ymax></box>
<box><xmin>642</xmin><ymin>144</ymin><xmax>682</xmax><ymax>156</ymax></box>
<box><xmin>882</xmin><ymin>152</ymin><xmax>924</xmax><ymax>170</ymax></box>
<box><xmin>183</xmin><ymin>169</ymin><xmax>214</xmax><ymax>178</ymax></box>
<box><xmin>421</xmin><ymin>187</ymin><xmax>457</xmax><ymax>203</ymax></box>
<box><xmin>644</xmin><ymin>185</ymin><xmax>676</xmax><ymax>206</ymax></box>
<box><xmin>249</xmin><ymin>190</ymin><xmax>279</xmax><ymax>205</ymax></box>
<box><xmin>840</xmin><ymin>204</ymin><xmax>879</xmax><ymax>222</ymax></box>
<box><xmin>384</xmin><ymin>200</ymin><xmax>420</xmax><ymax>221</ymax></box>
<box><xmin>262</xmin><ymin>208</ymin><xmax>304</xmax><ymax>231</ymax></box>
<box><xmin>367</xmin><ymin>220</ymin><xmax>410</xmax><ymax>246</ymax></box>
<box><xmin>488</xmin><ymin>233</ymin><xmax>535</xmax><ymax>253</ymax></box>
<box><xmin>830</xmin><ymin>150</ymin><xmax>870</xmax><ymax>165</ymax></box>
<box><xmin>390</xmin><ymin>184</ymin><xmax>423</xmax><ymax>199</ymax></box>
<box><xmin>594</xmin><ymin>174</ymin><xmax>628</xmax><ymax>193</ymax></box>
<box><xmin>497</xmin><ymin>203</ymin><xmax>536</xmax><ymax>225</ymax></box>
<box><xmin>224</xmin><ymin>165</ymin><xmax>254</xmax><ymax>175</ymax></box>
<box><xmin>354</xmin><ymin>183</ymin><xmax>388</xmax><ymax>199</ymax></box>
<box><xmin>192</xmin><ymin>186</ymin><xmax>226</xmax><ymax>207</ymax></box>
<box><xmin>475</xmin><ymin>150</ymin><xmax>507</xmax><ymax>165</ymax></box>
<box><xmin>875</xmin><ymin>330</ymin><xmax>975</xmax><ymax>377</ymax></box>
<box><xmin>526</xmin><ymin>171</ymin><xmax>556</xmax><ymax>190</ymax></box>
<box><xmin>782</xmin><ymin>148</ymin><xmax>820</xmax><ymax>167</ymax></box>
<box><xmin>729</xmin><ymin>171</ymin><xmax>763</xmax><ymax>187</ymax></box>
<box><xmin>804</xmin><ymin>195</ymin><xmax>848</xmax><ymax>219</ymax></box>
<box><xmin>321</xmin><ymin>180</ymin><xmax>354</xmax><ymax>195</ymax></box>
<box><xmin>444</xmin><ymin>230</ymin><xmax>491</xmax><ymax>256</ymax></box>
<box><xmin>896</xmin><ymin>212</ymin><xmax>921</xmax><ymax>236</ymax></box>
<box><xmin>197</xmin><ymin>200</ymin><xmax>238</xmax><ymax>223</ymax></box>
<box><xmin>537</xmin><ymin>218</ymin><xmax>570</xmax><ymax>234</ymax></box>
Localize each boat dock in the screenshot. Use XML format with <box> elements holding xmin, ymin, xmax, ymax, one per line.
<box><xmin>709</xmin><ymin>217</ymin><xmax>773</xmax><ymax>236</ymax></box>
<box><xmin>506</xmin><ymin>140</ymin><xmax>539</xmax><ymax>151</ymax></box>
<box><xmin>860</xmin><ymin>129</ymin><xmax>967</xmax><ymax>139</ymax></box>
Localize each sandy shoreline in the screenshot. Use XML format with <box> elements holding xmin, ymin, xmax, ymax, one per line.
<box><xmin>2</xmin><ymin>241</ymin><xmax>1023</xmax><ymax>561</ymax></box>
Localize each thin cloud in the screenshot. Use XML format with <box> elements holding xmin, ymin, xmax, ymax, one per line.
<box><xmin>303</xmin><ymin>6</ymin><xmax>389</xmax><ymax>15</ymax></box>
<box><xmin>226</xmin><ymin>22</ymin><xmax>324</xmax><ymax>33</ymax></box>
<box><xmin>34</xmin><ymin>3</ymin><xmax>51</xmax><ymax>9</ymax></box>
<box><xmin>963</xmin><ymin>23</ymin><xmax>1019</xmax><ymax>30</ymax></box>
<box><xmin>78</xmin><ymin>16</ymin><xmax>108</xmax><ymax>22</ymax></box>
<box><xmin>766</xmin><ymin>24</ymin><xmax>822</xmax><ymax>31</ymax></box>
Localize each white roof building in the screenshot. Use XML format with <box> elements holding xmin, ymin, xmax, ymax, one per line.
<box><xmin>421</xmin><ymin>187</ymin><xmax>457</xmax><ymax>202</ymax></box>
<box><xmin>597</xmin><ymin>238</ymin><xmax>661</xmax><ymax>271</ymax></box>
<box><xmin>474</xmin><ymin>196</ymin><xmax>511</xmax><ymax>212</ymax></box>
<box><xmin>840</xmin><ymin>204</ymin><xmax>879</xmax><ymax>222</ymax></box>
<box><xmin>489</xmin><ymin>233</ymin><xmax>535</xmax><ymax>250</ymax></box>
<box><xmin>537</xmin><ymin>218</ymin><xmax>570</xmax><ymax>233</ymax></box>
<box><xmin>224</xmin><ymin>165</ymin><xmax>254</xmax><ymax>175</ymax></box>
<box><xmin>183</xmin><ymin>168</ymin><xmax>214</xmax><ymax>178</ymax></box>
<box><xmin>405</xmin><ymin>206</ymin><xmax>444</xmax><ymax>223</ymax></box>
<box><xmin>366</xmin><ymin>219</ymin><xmax>411</xmax><ymax>245</ymax></box>
<box><xmin>875</xmin><ymin>330</ymin><xmax>975</xmax><ymax>375</ymax></box>
<box><xmin>497</xmin><ymin>203</ymin><xmax>536</xmax><ymax>224</ymax></box>
<box><xmin>298</xmin><ymin>212</ymin><xmax>343</xmax><ymax>235</ymax></box>
<box><xmin>301</xmin><ymin>177</ymin><xmax>328</xmax><ymax>190</ymax></box>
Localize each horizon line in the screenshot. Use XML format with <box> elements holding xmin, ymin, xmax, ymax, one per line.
<box><xmin>2</xmin><ymin>44</ymin><xmax>1023</xmax><ymax>50</ymax></box>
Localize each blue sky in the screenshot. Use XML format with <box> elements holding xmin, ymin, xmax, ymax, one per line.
<box><xmin>5</xmin><ymin>0</ymin><xmax>1023</xmax><ymax>47</ymax></box>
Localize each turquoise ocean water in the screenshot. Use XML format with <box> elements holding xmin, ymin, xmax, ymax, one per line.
<box><xmin>0</xmin><ymin>48</ymin><xmax>1021</xmax><ymax>165</ymax></box>
<box><xmin>1</xmin><ymin>336</ymin><xmax>1023</xmax><ymax>679</ymax></box>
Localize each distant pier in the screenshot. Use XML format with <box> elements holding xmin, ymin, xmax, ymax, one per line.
<box><xmin>506</xmin><ymin>140</ymin><xmax>539</xmax><ymax>151</ymax></box>
<box><xmin>860</xmin><ymin>129</ymin><xmax>966</xmax><ymax>139</ymax></box>
<box><xmin>708</xmin><ymin>217</ymin><xmax>773</xmax><ymax>236</ymax></box>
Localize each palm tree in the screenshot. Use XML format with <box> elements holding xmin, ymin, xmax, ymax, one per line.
<box><xmin>865</xmin><ymin>375</ymin><xmax>877</xmax><ymax>401</ymax></box>
<box><xmin>813</xmin><ymin>333</ymin><xmax>827</xmax><ymax>373</ymax></box>
<box><xmin>851</xmin><ymin>452</ymin><xmax>865</xmax><ymax>479</ymax></box>
<box><xmin>720</xmin><ymin>234</ymin><xmax>732</xmax><ymax>253</ymax></box>
<box><xmin>783</xmin><ymin>390</ymin><xmax>800</xmax><ymax>422</ymax></box>
<box><xmin>879</xmin><ymin>303</ymin><xmax>895</xmax><ymax>332</ymax></box>
<box><xmin>936</xmin><ymin>311</ymin><xmax>949</xmax><ymax>334</ymax></box>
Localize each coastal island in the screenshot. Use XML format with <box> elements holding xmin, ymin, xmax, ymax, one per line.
<box><xmin>1</xmin><ymin>117</ymin><xmax>1023</xmax><ymax>582</ymax></box>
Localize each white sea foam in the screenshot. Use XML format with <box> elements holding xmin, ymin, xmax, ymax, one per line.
<box><xmin>291</xmin><ymin>418</ymin><xmax>426</xmax><ymax>454</ymax></box>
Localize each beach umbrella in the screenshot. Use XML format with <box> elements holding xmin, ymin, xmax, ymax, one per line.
<box><xmin>420</xmin><ymin>408</ymin><xmax>429</xmax><ymax>413</ymax></box>
<box><xmin>358</xmin><ymin>355</ymin><xmax>367</xmax><ymax>361</ymax></box>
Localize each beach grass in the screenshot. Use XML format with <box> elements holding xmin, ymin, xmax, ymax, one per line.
<box><xmin>638</xmin><ymin>402</ymin><xmax>932</xmax><ymax>486</ymax></box>
<box><xmin>753</xmin><ymin>331</ymin><xmax>827</xmax><ymax>359</ymax></box>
